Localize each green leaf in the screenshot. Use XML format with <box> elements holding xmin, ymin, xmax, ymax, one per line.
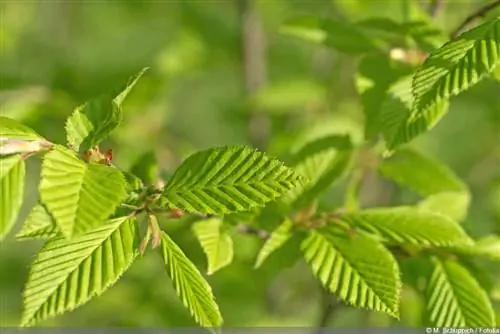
<box><xmin>65</xmin><ymin>98</ymin><xmax>122</xmax><ymax>153</ymax></box>
<box><xmin>412</xmin><ymin>17</ymin><xmax>500</xmax><ymax>119</ymax></box>
<box><xmin>378</xmin><ymin>148</ymin><xmax>470</xmax><ymax>221</ymax></box>
<box><xmin>386</xmin><ymin>18</ymin><xmax>500</xmax><ymax>148</ymax></box>
<box><xmin>425</xmin><ymin>257</ymin><xmax>495</xmax><ymax>327</ymax></box>
<box><xmin>21</xmin><ymin>216</ymin><xmax>139</xmax><ymax>326</ymax></box>
<box><xmin>39</xmin><ymin>146</ymin><xmax>127</xmax><ymax>239</ymax></box>
<box><xmin>160</xmin><ymin>231</ymin><xmax>223</xmax><ymax>328</ymax></box>
<box><xmin>254</xmin><ymin>218</ymin><xmax>293</xmax><ymax>268</ymax></box>
<box><xmin>160</xmin><ymin>146</ymin><xmax>303</xmax><ymax>215</ymax></box>
<box><xmin>280</xmin><ymin>16</ymin><xmax>380</xmax><ymax>54</ymax></box>
<box><xmin>192</xmin><ymin>218</ymin><xmax>234</xmax><ymax>275</ymax></box>
<box><xmin>16</xmin><ymin>204</ymin><xmax>59</xmax><ymax>241</ymax></box>
<box><xmin>284</xmin><ymin>135</ymin><xmax>353</xmax><ymax>208</ymax></box>
<box><xmin>0</xmin><ymin>116</ymin><xmax>42</xmax><ymax>140</ymax></box>
<box><xmin>301</xmin><ymin>225</ymin><xmax>401</xmax><ymax>318</ymax></box>
<box><xmin>455</xmin><ymin>235</ymin><xmax>500</xmax><ymax>261</ymax></box>
<box><xmin>0</xmin><ymin>155</ymin><xmax>25</xmax><ymax>241</ymax></box>
<box><xmin>378</xmin><ymin>76</ymin><xmax>449</xmax><ymax>149</ymax></box>
<box><xmin>355</xmin><ymin>55</ymin><xmax>413</xmax><ymax>138</ymax></box>
<box><xmin>112</xmin><ymin>67</ymin><xmax>149</xmax><ymax>108</ymax></box>
<box><xmin>65</xmin><ymin>68</ymin><xmax>147</xmax><ymax>153</ymax></box>
<box><xmin>130</xmin><ymin>151</ymin><xmax>159</xmax><ymax>185</ymax></box>
<box><xmin>341</xmin><ymin>207</ymin><xmax>473</xmax><ymax>247</ymax></box>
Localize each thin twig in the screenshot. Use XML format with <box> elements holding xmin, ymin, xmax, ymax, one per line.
<box><xmin>451</xmin><ymin>0</ymin><xmax>500</xmax><ymax>38</ymax></box>
<box><xmin>236</xmin><ymin>224</ymin><xmax>270</xmax><ymax>240</ymax></box>
<box><xmin>428</xmin><ymin>0</ymin><xmax>444</xmax><ymax>18</ymax></box>
<box><xmin>238</xmin><ymin>0</ymin><xmax>270</xmax><ymax>150</ymax></box>
<box><xmin>314</xmin><ymin>291</ymin><xmax>341</xmax><ymax>334</ymax></box>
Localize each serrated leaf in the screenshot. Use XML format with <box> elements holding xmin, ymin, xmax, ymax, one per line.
<box><xmin>192</xmin><ymin>218</ymin><xmax>234</xmax><ymax>275</ymax></box>
<box><xmin>21</xmin><ymin>216</ymin><xmax>139</xmax><ymax>326</ymax></box>
<box><xmin>341</xmin><ymin>207</ymin><xmax>473</xmax><ymax>247</ymax></box>
<box><xmin>0</xmin><ymin>116</ymin><xmax>42</xmax><ymax>140</ymax></box>
<box><xmin>65</xmin><ymin>69</ymin><xmax>147</xmax><ymax>153</ymax></box>
<box><xmin>0</xmin><ymin>155</ymin><xmax>25</xmax><ymax>241</ymax></box>
<box><xmin>130</xmin><ymin>151</ymin><xmax>158</xmax><ymax>185</ymax></box>
<box><xmin>160</xmin><ymin>231</ymin><xmax>223</xmax><ymax>328</ymax></box>
<box><xmin>301</xmin><ymin>226</ymin><xmax>401</xmax><ymax>318</ymax></box>
<box><xmin>283</xmin><ymin>135</ymin><xmax>352</xmax><ymax>208</ymax></box>
<box><xmin>425</xmin><ymin>257</ymin><xmax>495</xmax><ymax>327</ymax></box>
<box><xmin>39</xmin><ymin>146</ymin><xmax>127</xmax><ymax>239</ymax></box>
<box><xmin>280</xmin><ymin>16</ymin><xmax>380</xmax><ymax>54</ymax></box>
<box><xmin>378</xmin><ymin>76</ymin><xmax>450</xmax><ymax>149</ymax></box>
<box><xmin>16</xmin><ymin>204</ymin><xmax>59</xmax><ymax>241</ymax></box>
<box><xmin>387</xmin><ymin>18</ymin><xmax>500</xmax><ymax>148</ymax></box>
<box><xmin>455</xmin><ymin>235</ymin><xmax>500</xmax><ymax>261</ymax></box>
<box><xmin>379</xmin><ymin>148</ymin><xmax>470</xmax><ymax>221</ymax></box>
<box><xmin>113</xmin><ymin>67</ymin><xmax>149</xmax><ymax>107</ymax></box>
<box><xmin>254</xmin><ymin>218</ymin><xmax>293</xmax><ymax>268</ymax></box>
<box><xmin>413</xmin><ymin>17</ymin><xmax>500</xmax><ymax>117</ymax></box>
<box><xmin>65</xmin><ymin>98</ymin><xmax>122</xmax><ymax>153</ymax></box>
<box><xmin>355</xmin><ymin>55</ymin><xmax>413</xmax><ymax>138</ymax></box>
<box><xmin>160</xmin><ymin>146</ymin><xmax>303</xmax><ymax>215</ymax></box>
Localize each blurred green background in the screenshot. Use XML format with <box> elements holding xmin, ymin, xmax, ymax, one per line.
<box><xmin>1</xmin><ymin>0</ymin><xmax>499</xmax><ymax>328</ymax></box>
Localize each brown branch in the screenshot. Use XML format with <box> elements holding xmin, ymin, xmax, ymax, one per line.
<box><xmin>238</xmin><ymin>0</ymin><xmax>270</xmax><ymax>150</ymax></box>
<box><xmin>428</xmin><ymin>0</ymin><xmax>444</xmax><ymax>17</ymax></box>
<box><xmin>451</xmin><ymin>0</ymin><xmax>500</xmax><ymax>38</ymax></box>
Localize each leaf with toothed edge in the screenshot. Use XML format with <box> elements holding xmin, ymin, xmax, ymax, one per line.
<box><xmin>16</xmin><ymin>204</ymin><xmax>59</xmax><ymax>241</ymax></box>
<box><xmin>301</xmin><ymin>225</ymin><xmax>401</xmax><ymax>318</ymax></box>
<box><xmin>425</xmin><ymin>257</ymin><xmax>495</xmax><ymax>327</ymax></box>
<box><xmin>21</xmin><ymin>216</ymin><xmax>139</xmax><ymax>327</ymax></box>
<box><xmin>39</xmin><ymin>146</ymin><xmax>127</xmax><ymax>239</ymax></box>
<box><xmin>254</xmin><ymin>218</ymin><xmax>294</xmax><ymax>268</ymax></box>
<box><xmin>159</xmin><ymin>146</ymin><xmax>304</xmax><ymax>215</ymax></box>
<box><xmin>160</xmin><ymin>231</ymin><xmax>223</xmax><ymax>328</ymax></box>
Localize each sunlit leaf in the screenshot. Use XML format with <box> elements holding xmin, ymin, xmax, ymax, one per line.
<box><xmin>160</xmin><ymin>146</ymin><xmax>303</xmax><ymax>214</ymax></box>
<box><xmin>0</xmin><ymin>154</ymin><xmax>25</xmax><ymax>241</ymax></box>
<box><xmin>254</xmin><ymin>218</ymin><xmax>293</xmax><ymax>268</ymax></box>
<box><xmin>302</xmin><ymin>225</ymin><xmax>401</xmax><ymax>318</ymax></box>
<box><xmin>21</xmin><ymin>217</ymin><xmax>139</xmax><ymax>326</ymax></box>
<box><xmin>425</xmin><ymin>257</ymin><xmax>495</xmax><ymax>327</ymax></box>
<box><xmin>341</xmin><ymin>207</ymin><xmax>473</xmax><ymax>247</ymax></box>
<box><xmin>160</xmin><ymin>231</ymin><xmax>223</xmax><ymax>328</ymax></box>
<box><xmin>16</xmin><ymin>204</ymin><xmax>59</xmax><ymax>241</ymax></box>
<box><xmin>39</xmin><ymin>146</ymin><xmax>127</xmax><ymax>239</ymax></box>
<box><xmin>192</xmin><ymin>218</ymin><xmax>234</xmax><ymax>275</ymax></box>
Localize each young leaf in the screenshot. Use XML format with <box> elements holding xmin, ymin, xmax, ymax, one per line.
<box><xmin>113</xmin><ymin>67</ymin><xmax>149</xmax><ymax>107</ymax></box>
<box><xmin>425</xmin><ymin>257</ymin><xmax>495</xmax><ymax>327</ymax></box>
<box><xmin>254</xmin><ymin>218</ymin><xmax>293</xmax><ymax>269</ymax></box>
<box><xmin>160</xmin><ymin>231</ymin><xmax>223</xmax><ymax>328</ymax></box>
<box><xmin>341</xmin><ymin>207</ymin><xmax>473</xmax><ymax>247</ymax></box>
<box><xmin>301</xmin><ymin>226</ymin><xmax>401</xmax><ymax>318</ymax></box>
<box><xmin>378</xmin><ymin>148</ymin><xmax>470</xmax><ymax>221</ymax></box>
<box><xmin>39</xmin><ymin>146</ymin><xmax>127</xmax><ymax>239</ymax></box>
<box><xmin>0</xmin><ymin>116</ymin><xmax>43</xmax><ymax>140</ymax></box>
<box><xmin>160</xmin><ymin>146</ymin><xmax>303</xmax><ymax>215</ymax></box>
<box><xmin>21</xmin><ymin>216</ymin><xmax>139</xmax><ymax>326</ymax></box>
<box><xmin>192</xmin><ymin>218</ymin><xmax>234</xmax><ymax>275</ymax></box>
<box><xmin>0</xmin><ymin>155</ymin><xmax>25</xmax><ymax>241</ymax></box>
<box><xmin>284</xmin><ymin>135</ymin><xmax>353</xmax><ymax>208</ymax></box>
<box><xmin>16</xmin><ymin>204</ymin><xmax>59</xmax><ymax>241</ymax></box>
<box><xmin>377</xmin><ymin>76</ymin><xmax>449</xmax><ymax>149</ymax></box>
<box><xmin>65</xmin><ymin>98</ymin><xmax>123</xmax><ymax>153</ymax></box>
<box><xmin>355</xmin><ymin>55</ymin><xmax>413</xmax><ymax>138</ymax></box>
<box><xmin>412</xmin><ymin>17</ymin><xmax>500</xmax><ymax>119</ymax></box>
